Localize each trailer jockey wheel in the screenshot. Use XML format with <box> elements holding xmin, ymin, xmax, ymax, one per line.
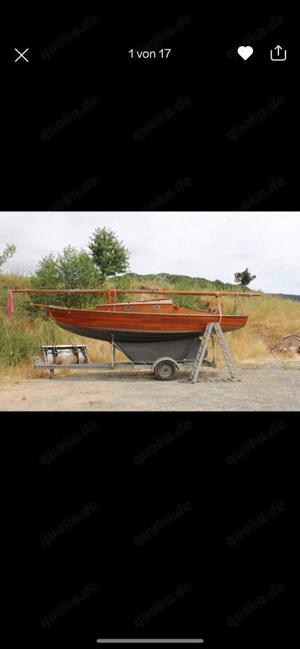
<box><xmin>154</xmin><ymin>360</ymin><xmax>177</xmax><ymax>381</ymax></box>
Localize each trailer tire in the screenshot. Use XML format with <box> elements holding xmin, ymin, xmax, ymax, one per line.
<box><xmin>154</xmin><ymin>360</ymin><xmax>177</xmax><ymax>381</ymax></box>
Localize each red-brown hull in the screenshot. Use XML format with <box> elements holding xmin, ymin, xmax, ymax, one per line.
<box><xmin>47</xmin><ymin>305</ymin><xmax>248</xmax><ymax>342</ymax></box>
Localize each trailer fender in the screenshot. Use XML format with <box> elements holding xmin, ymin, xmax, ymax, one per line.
<box><xmin>152</xmin><ymin>357</ymin><xmax>180</xmax><ymax>372</ymax></box>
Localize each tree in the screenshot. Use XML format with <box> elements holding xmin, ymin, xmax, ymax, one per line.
<box><xmin>88</xmin><ymin>227</ymin><xmax>129</xmax><ymax>280</ymax></box>
<box><xmin>234</xmin><ymin>268</ymin><xmax>256</xmax><ymax>288</ymax></box>
<box><xmin>31</xmin><ymin>246</ymin><xmax>102</xmax><ymax>307</ymax></box>
<box><xmin>0</xmin><ymin>244</ymin><xmax>16</xmax><ymax>270</ymax></box>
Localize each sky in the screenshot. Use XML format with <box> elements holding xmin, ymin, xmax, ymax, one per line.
<box><xmin>0</xmin><ymin>212</ymin><xmax>299</xmax><ymax>293</ymax></box>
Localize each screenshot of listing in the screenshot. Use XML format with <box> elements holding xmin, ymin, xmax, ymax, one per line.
<box><xmin>0</xmin><ymin>7</ymin><xmax>297</xmax><ymax>648</ymax></box>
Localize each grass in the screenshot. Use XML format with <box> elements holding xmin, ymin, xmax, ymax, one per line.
<box><xmin>1</xmin><ymin>273</ymin><xmax>299</xmax><ymax>380</ymax></box>
<box><xmin>0</xmin><ymin>311</ymin><xmax>126</xmax><ymax>381</ymax></box>
<box><xmin>225</xmin><ymin>293</ymin><xmax>300</xmax><ymax>363</ymax></box>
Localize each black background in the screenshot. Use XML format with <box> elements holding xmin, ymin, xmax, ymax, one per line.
<box><xmin>0</xmin><ymin>5</ymin><xmax>295</xmax><ymax>647</ymax></box>
<box><xmin>3</xmin><ymin>413</ymin><xmax>291</xmax><ymax>646</ymax></box>
<box><xmin>0</xmin><ymin>6</ymin><xmax>297</xmax><ymax>210</ymax></box>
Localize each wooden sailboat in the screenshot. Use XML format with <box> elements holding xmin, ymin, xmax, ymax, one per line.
<box><xmin>40</xmin><ymin>299</ymin><xmax>248</xmax><ymax>341</ymax></box>
<box><xmin>8</xmin><ymin>288</ymin><xmax>260</xmax><ymax>363</ymax></box>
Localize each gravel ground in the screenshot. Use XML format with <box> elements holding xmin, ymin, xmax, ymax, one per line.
<box><xmin>0</xmin><ymin>361</ymin><xmax>299</xmax><ymax>411</ymax></box>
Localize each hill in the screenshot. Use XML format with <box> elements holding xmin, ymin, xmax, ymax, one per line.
<box><xmin>271</xmin><ymin>293</ymin><xmax>300</xmax><ymax>302</ymax></box>
<box><xmin>110</xmin><ymin>272</ymin><xmax>242</xmax><ymax>292</ymax></box>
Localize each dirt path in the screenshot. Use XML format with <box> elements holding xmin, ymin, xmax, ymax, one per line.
<box><xmin>0</xmin><ymin>361</ymin><xmax>299</xmax><ymax>411</ymax></box>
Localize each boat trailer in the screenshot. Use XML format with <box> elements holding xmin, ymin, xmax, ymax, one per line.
<box><xmin>33</xmin><ymin>323</ymin><xmax>240</xmax><ymax>382</ymax></box>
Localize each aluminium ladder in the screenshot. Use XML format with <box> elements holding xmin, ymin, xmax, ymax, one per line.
<box><xmin>190</xmin><ymin>322</ymin><xmax>240</xmax><ymax>383</ymax></box>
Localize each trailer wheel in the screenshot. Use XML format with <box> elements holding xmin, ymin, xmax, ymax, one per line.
<box><xmin>154</xmin><ymin>360</ymin><xmax>177</xmax><ymax>381</ymax></box>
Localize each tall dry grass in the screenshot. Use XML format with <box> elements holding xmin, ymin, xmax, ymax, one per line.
<box><xmin>224</xmin><ymin>294</ymin><xmax>300</xmax><ymax>363</ymax></box>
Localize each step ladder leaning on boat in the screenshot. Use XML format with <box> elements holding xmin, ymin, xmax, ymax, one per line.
<box><xmin>190</xmin><ymin>322</ymin><xmax>240</xmax><ymax>383</ymax></box>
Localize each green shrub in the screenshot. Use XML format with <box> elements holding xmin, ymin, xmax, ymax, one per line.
<box><xmin>0</xmin><ymin>312</ymin><xmax>66</xmax><ymax>366</ymax></box>
<box><xmin>31</xmin><ymin>246</ymin><xmax>103</xmax><ymax>307</ymax></box>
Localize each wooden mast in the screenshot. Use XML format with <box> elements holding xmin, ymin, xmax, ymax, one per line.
<box><xmin>7</xmin><ymin>287</ymin><xmax>261</xmax><ymax>316</ymax></box>
<box><xmin>9</xmin><ymin>288</ymin><xmax>261</xmax><ymax>297</ymax></box>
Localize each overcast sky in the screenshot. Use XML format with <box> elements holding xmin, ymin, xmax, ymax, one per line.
<box><xmin>1</xmin><ymin>212</ymin><xmax>299</xmax><ymax>293</ymax></box>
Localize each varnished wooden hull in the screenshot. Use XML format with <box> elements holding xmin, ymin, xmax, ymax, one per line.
<box><xmin>47</xmin><ymin>305</ymin><xmax>248</xmax><ymax>342</ymax></box>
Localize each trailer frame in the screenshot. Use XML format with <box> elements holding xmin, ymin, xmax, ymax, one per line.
<box><xmin>33</xmin><ymin>338</ymin><xmax>216</xmax><ymax>380</ymax></box>
<box><xmin>33</xmin><ymin>323</ymin><xmax>239</xmax><ymax>381</ymax></box>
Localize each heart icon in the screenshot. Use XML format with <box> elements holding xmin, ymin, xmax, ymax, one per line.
<box><xmin>237</xmin><ymin>46</ymin><xmax>253</xmax><ymax>60</ymax></box>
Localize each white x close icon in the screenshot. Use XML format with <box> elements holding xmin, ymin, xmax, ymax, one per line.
<box><xmin>14</xmin><ymin>48</ymin><xmax>30</xmax><ymax>63</ymax></box>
